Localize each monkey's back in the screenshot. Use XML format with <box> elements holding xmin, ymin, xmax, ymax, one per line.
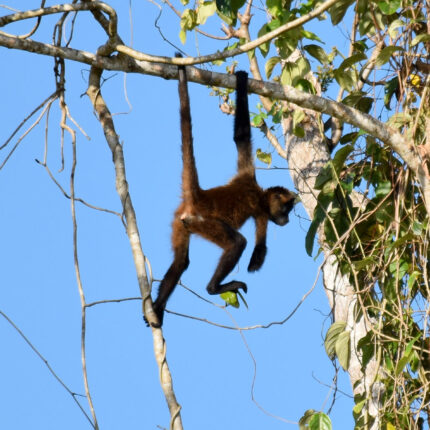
<box><xmin>177</xmin><ymin>173</ymin><xmax>265</xmax><ymax>230</ymax></box>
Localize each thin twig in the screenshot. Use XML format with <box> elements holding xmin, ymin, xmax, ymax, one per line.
<box><xmin>223</xmin><ymin>307</ymin><xmax>297</xmax><ymax>424</ymax></box>
<box><xmin>35</xmin><ymin>158</ymin><xmax>124</xmax><ymax>219</ymax></box>
<box><xmin>0</xmin><ymin>91</ymin><xmax>57</xmax><ymax>162</ymax></box>
<box><xmin>64</xmin><ymin>80</ymin><xmax>99</xmax><ymax>428</ymax></box>
<box><xmin>0</xmin><ymin>309</ymin><xmax>94</xmax><ymax>426</ymax></box>
<box><xmin>86</xmin><ymin>297</ymin><xmax>141</xmax><ymax>308</ymax></box>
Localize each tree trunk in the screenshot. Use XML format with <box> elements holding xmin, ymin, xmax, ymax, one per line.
<box><xmin>282</xmin><ymin>105</ymin><xmax>381</xmax><ymax>429</ymax></box>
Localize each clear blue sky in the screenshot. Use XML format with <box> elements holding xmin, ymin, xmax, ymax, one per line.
<box><xmin>0</xmin><ymin>1</ymin><xmax>354</xmax><ymax>429</ymax></box>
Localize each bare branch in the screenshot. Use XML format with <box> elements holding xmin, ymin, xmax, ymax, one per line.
<box><xmin>0</xmin><ymin>96</ymin><xmax>57</xmax><ymax>170</ymax></box>
<box><xmin>35</xmin><ymin>158</ymin><xmax>124</xmax><ymax>218</ymax></box>
<box><xmin>0</xmin><ymin>32</ymin><xmax>406</xmax><ymax>153</ymax></box>
<box><xmin>0</xmin><ymin>309</ymin><xmax>95</xmax><ymax>427</ymax></box>
<box><xmin>0</xmin><ymin>91</ymin><xmax>57</xmax><ymax>151</ymax></box>
<box><xmin>0</xmin><ymin>2</ymin><xmax>118</xmax><ymax>37</ymax></box>
<box><xmin>86</xmin><ymin>64</ymin><xmax>183</xmax><ymax>430</ymax></box>
<box><xmin>67</xmin><ymin>91</ymin><xmax>99</xmax><ymax>429</ymax></box>
<box><xmin>86</xmin><ymin>297</ymin><xmax>142</xmax><ymax>308</ymax></box>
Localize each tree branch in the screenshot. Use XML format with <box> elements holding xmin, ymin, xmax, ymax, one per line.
<box><xmin>1</xmin><ymin>28</ymin><xmax>429</xmax><ymax>214</ymax></box>
<box><xmin>0</xmin><ymin>2</ymin><xmax>117</xmax><ymax>37</ymax></box>
<box><xmin>86</xmin><ymin>64</ymin><xmax>183</xmax><ymax>430</ymax></box>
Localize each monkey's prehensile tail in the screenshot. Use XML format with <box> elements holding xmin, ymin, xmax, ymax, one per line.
<box><xmin>177</xmin><ymin>58</ymin><xmax>200</xmax><ymax>206</ymax></box>
<box><xmin>234</xmin><ymin>71</ymin><xmax>253</xmax><ymax>175</ymax></box>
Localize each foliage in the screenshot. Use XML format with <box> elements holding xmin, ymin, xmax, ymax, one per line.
<box><xmin>299</xmin><ymin>410</ymin><xmax>333</xmax><ymax>430</ymax></box>
<box><xmin>177</xmin><ymin>0</ymin><xmax>430</xmax><ymax>427</ymax></box>
<box><xmin>312</xmin><ymin>135</ymin><xmax>430</xmax><ymax>428</ymax></box>
<box><xmin>304</xmin><ymin>1</ymin><xmax>430</xmax><ymax>426</ymax></box>
<box><xmin>1</xmin><ymin>0</ymin><xmax>430</xmax><ymax>426</ymax></box>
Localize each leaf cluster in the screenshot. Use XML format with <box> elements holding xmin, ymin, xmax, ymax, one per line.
<box><xmin>309</xmin><ymin>133</ymin><xmax>430</xmax><ymax>428</ymax></box>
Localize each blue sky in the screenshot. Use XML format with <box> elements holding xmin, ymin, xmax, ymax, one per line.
<box><xmin>0</xmin><ymin>1</ymin><xmax>354</xmax><ymax>429</ymax></box>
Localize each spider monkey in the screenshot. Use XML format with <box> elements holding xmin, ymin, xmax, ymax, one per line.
<box><xmin>149</xmin><ymin>65</ymin><xmax>296</xmax><ymax>327</ymax></box>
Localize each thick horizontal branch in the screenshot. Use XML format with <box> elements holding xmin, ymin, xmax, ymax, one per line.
<box><xmin>2</xmin><ymin>31</ymin><xmax>428</xmax><ymax>212</ymax></box>
<box><xmin>0</xmin><ymin>32</ymin><xmax>408</xmax><ymax>149</ymax></box>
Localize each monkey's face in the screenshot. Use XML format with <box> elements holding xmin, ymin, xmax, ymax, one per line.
<box><xmin>266</xmin><ymin>187</ymin><xmax>296</xmax><ymax>226</ymax></box>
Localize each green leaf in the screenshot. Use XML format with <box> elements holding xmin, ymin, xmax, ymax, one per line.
<box><xmin>377</xmin><ymin>0</ymin><xmax>401</xmax><ymax>15</ymax></box>
<box><xmin>216</xmin><ymin>0</ymin><xmax>245</xmax><ymax>25</ymax></box>
<box><xmin>314</xmin><ymin>164</ymin><xmax>333</xmax><ymax>190</ymax></box>
<box><xmin>306</xmin><ymin>191</ymin><xmax>333</xmax><ymax>256</ymax></box>
<box><xmin>180</xmin><ymin>9</ymin><xmax>197</xmax><ymax>30</ymax></box>
<box><xmin>338</xmin><ymin>53</ymin><xmax>367</xmax><ymax>70</ymax></box>
<box><xmin>412</xmin><ymin>221</ymin><xmax>423</xmax><ymax>235</ymax></box>
<box><xmin>357</xmin><ymin>332</ymin><xmax>375</xmax><ymax>368</ymax></box>
<box><xmin>384</xmin><ymin>77</ymin><xmax>399</xmax><ymax>110</ymax></box>
<box><xmin>293</xmin><ymin>126</ymin><xmax>305</xmax><ymax>138</ymax></box>
<box><xmin>266</xmin><ymin>0</ymin><xmax>282</xmax><ymax>18</ymax></box>
<box><xmin>385</xmin><ymin>355</ymin><xmax>394</xmax><ymax>372</ymax></box>
<box><xmin>256</xmin><ymin>148</ymin><xmax>272</xmax><ymax>166</ymax></box>
<box><xmin>305</xmin><ymin>219</ymin><xmax>319</xmax><ymax>256</ymax></box>
<box><xmin>280</xmin><ymin>58</ymin><xmax>310</xmax><ymax>87</ymax></box>
<box><xmin>252</xmin><ymin>114</ymin><xmax>264</xmax><ymax>127</ymax></box>
<box><xmin>293</xmin><ymin>109</ymin><xmax>305</xmax><ymax>127</ymax></box>
<box><xmin>375</xmin><ymin>46</ymin><xmax>404</xmax><ymax>67</ymax></box>
<box><xmin>179</xmin><ymin>29</ymin><xmax>187</xmax><ymax>44</ymax></box>
<box><xmin>265</xmin><ymin>56</ymin><xmax>281</xmax><ymax>79</ymax></box>
<box><xmin>301</xmin><ymin>30</ymin><xmax>323</xmax><ymax>43</ymax></box>
<box><xmin>334</xmin><ymin>68</ymin><xmax>355</xmax><ymax>91</ymax></box>
<box><xmin>332</xmin><ymin>144</ymin><xmax>354</xmax><ymax>174</ymax></box>
<box><xmin>387</xmin><ymin>112</ymin><xmax>412</xmax><ymax>128</ymax></box>
<box><xmin>388</xmin><ymin>260</ymin><xmax>409</xmax><ymax>279</ymax></box>
<box><xmin>353</xmin><ymin>399</ymin><xmax>366</xmax><ymax>415</ymax></box>
<box><xmin>299</xmin><ymin>409</ymin><xmax>317</xmax><ymax>429</ymax></box>
<box><xmin>388</xmin><ymin>19</ymin><xmax>404</xmax><ymax>38</ymax></box>
<box><xmin>216</xmin><ymin>0</ymin><xmax>232</xmax><ymax>18</ymax></box>
<box><xmin>309</xmin><ymin>412</ymin><xmax>332</xmax><ymax>430</ymax></box>
<box><xmin>353</xmin><ymin>256</ymin><xmax>376</xmax><ymax>271</ymax></box>
<box><xmin>356</xmin><ymin>97</ymin><xmax>373</xmax><ymax>114</ymax></box>
<box><xmin>339</xmin><ymin>132</ymin><xmax>359</xmax><ymax>145</ymax></box>
<box><xmin>395</xmin><ymin>354</ymin><xmax>411</xmax><ymax>376</ymax></box>
<box><xmin>220</xmin><ymin>291</ymin><xmax>239</xmax><ymax>308</ymax></box>
<box><xmin>197</xmin><ymin>1</ymin><xmax>216</xmax><ymax>24</ymax></box>
<box><xmin>324</xmin><ymin>321</ymin><xmax>347</xmax><ymax>359</ymax></box>
<box><xmin>304</xmin><ymin>44</ymin><xmax>329</xmax><ymax>64</ymax></box>
<box><xmin>335</xmin><ymin>330</ymin><xmax>350</xmax><ymax>370</ymax></box>
<box><xmin>411</xmin><ymin>34</ymin><xmax>430</xmax><ymax>47</ymax></box>
<box><xmin>407</xmin><ymin>271</ymin><xmax>421</xmax><ymax>289</ymax></box>
<box><xmin>329</xmin><ymin>0</ymin><xmax>355</xmax><ymax>25</ymax></box>
<box><xmin>257</xmin><ymin>21</ymin><xmax>279</xmax><ymax>57</ymax></box>
<box><xmin>375</xmin><ymin>181</ymin><xmax>391</xmax><ymax>197</ymax></box>
<box><xmin>295</xmin><ymin>79</ymin><xmax>316</xmax><ymax>94</ymax></box>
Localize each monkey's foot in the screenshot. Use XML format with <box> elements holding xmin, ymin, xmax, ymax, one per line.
<box><xmin>207</xmin><ymin>280</ymin><xmax>247</xmax><ymax>295</ymax></box>
<box><xmin>144</xmin><ymin>303</ymin><xmax>164</xmax><ymax>328</ymax></box>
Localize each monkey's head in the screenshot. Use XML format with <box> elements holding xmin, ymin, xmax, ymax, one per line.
<box><xmin>265</xmin><ymin>187</ymin><xmax>297</xmax><ymax>226</ymax></box>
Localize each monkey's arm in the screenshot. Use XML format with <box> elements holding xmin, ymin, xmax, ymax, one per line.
<box><xmin>248</xmin><ymin>216</ymin><xmax>268</xmax><ymax>272</ymax></box>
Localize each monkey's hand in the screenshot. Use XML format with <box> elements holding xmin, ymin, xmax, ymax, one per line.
<box><xmin>248</xmin><ymin>243</ymin><xmax>267</xmax><ymax>272</ymax></box>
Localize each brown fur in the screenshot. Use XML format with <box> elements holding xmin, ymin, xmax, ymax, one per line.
<box><xmin>148</xmin><ymin>67</ymin><xmax>295</xmax><ymax>327</ymax></box>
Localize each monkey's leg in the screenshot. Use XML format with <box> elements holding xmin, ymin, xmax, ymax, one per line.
<box><xmin>151</xmin><ymin>220</ymin><xmax>190</xmax><ymax>327</ymax></box>
<box><xmin>192</xmin><ymin>218</ymin><xmax>248</xmax><ymax>295</ymax></box>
